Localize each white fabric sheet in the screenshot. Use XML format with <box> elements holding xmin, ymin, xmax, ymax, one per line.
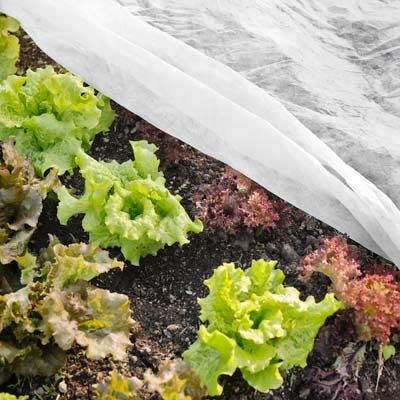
<box><xmin>1</xmin><ymin>0</ymin><xmax>399</xmax><ymax>264</ymax></box>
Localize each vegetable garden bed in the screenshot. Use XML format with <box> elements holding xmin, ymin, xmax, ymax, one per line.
<box><xmin>0</xmin><ymin>23</ymin><xmax>399</xmax><ymax>400</ymax></box>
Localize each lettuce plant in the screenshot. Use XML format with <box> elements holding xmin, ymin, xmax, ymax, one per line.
<box><xmin>192</xmin><ymin>168</ymin><xmax>279</xmax><ymax>236</ymax></box>
<box><xmin>0</xmin><ymin>15</ymin><xmax>19</xmax><ymax>82</ymax></box>
<box><xmin>0</xmin><ymin>138</ymin><xmax>57</xmax><ymax>265</ymax></box>
<box><xmin>192</xmin><ymin>181</ymin><xmax>243</xmax><ymax>235</ymax></box>
<box><xmin>300</xmin><ymin>236</ymin><xmax>361</xmax><ymax>296</ymax></box>
<box><xmin>300</xmin><ymin>237</ymin><xmax>400</xmax><ymax>343</ymax></box>
<box><xmin>94</xmin><ymin>359</ymin><xmax>207</xmax><ymax>400</ymax></box>
<box><xmin>183</xmin><ymin>259</ymin><xmax>343</xmax><ymax>395</ymax></box>
<box><xmin>0</xmin><ymin>66</ymin><xmax>114</xmax><ymax>175</ymax></box>
<box><xmin>57</xmin><ymin>140</ymin><xmax>203</xmax><ymax>266</ymax></box>
<box><xmin>242</xmin><ymin>189</ymin><xmax>280</xmax><ymax>230</ymax></box>
<box><xmin>345</xmin><ymin>274</ymin><xmax>400</xmax><ymax>343</ymax></box>
<box><xmin>0</xmin><ymin>238</ymin><xmax>133</xmax><ymax>384</ymax></box>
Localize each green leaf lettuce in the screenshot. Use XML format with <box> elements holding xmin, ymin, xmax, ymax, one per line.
<box><xmin>0</xmin><ymin>66</ymin><xmax>114</xmax><ymax>175</ymax></box>
<box><xmin>57</xmin><ymin>140</ymin><xmax>203</xmax><ymax>266</ymax></box>
<box><xmin>183</xmin><ymin>259</ymin><xmax>343</xmax><ymax>395</ymax></box>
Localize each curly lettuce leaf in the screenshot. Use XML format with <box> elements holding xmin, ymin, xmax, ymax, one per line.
<box><xmin>0</xmin><ymin>284</ymin><xmax>66</xmax><ymax>383</ymax></box>
<box><xmin>0</xmin><ymin>67</ymin><xmax>114</xmax><ymax>175</ymax></box>
<box><xmin>0</xmin><ymin>138</ymin><xmax>58</xmax><ymax>264</ymax></box>
<box><xmin>0</xmin><ymin>241</ymin><xmax>133</xmax><ymax>383</ymax></box>
<box><xmin>183</xmin><ymin>259</ymin><xmax>343</xmax><ymax>395</ymax></box>
<box><xmin>6</xmin><ymin>344</ymin><xmax>66</xmax><ymax>378</ymax></box>
<box><xmin>14</xmin><ymin>252</ymin><xmax>37</xmax><ymax>285</ymax></box>
<box><xmin>145</xmin><ymin>359</ymin><xmax>207</xmax><ymax>400</ymax></box>
<box><xmin>183</xmin><ymin>326</ymin><xmax>236</xmax><ymax>396</ymax></box>
<box><xmin>57</xmin><ymin>141</ymin><xmax>203</xmax><ymax>265</ymax></box>
<box><xmin>94</xmin><ymin>371</ymin><xmax>143</xmax><ymax>400</ymax></box>
<box><xmin>0</xmin><ymin>229</ymin><xmax>34</xmax><ymax>266</ymax></box>
<box><xmin>0</xmin><ymin>15</ymin><xmax>19</xmax><ymax>82</ymax></box>
<box><xmin>40</xmin><ymin>237</ymin><xmax>124</xmax><ymax>288</ymax></box>
<box><xmin>94</xmin><ymin>359</ymin><xmax>207</xmax><ymax>400</ymax></box>
<box><xmin>40</xmin><ymin>284</ymin><xmax>133</xmax><ymax>360</ymax></box>
<box><xmin>0</xmin><ymin>394</ymin><xmax>28</xmax><ymax>400</ymax></box>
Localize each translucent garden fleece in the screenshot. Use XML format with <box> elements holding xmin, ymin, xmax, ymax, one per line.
<box><xmin>0</xmin><ymin>15</ymin><xmax>399</xmax><ymax>400</ymax></box>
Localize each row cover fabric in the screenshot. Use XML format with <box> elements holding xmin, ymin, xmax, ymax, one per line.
<box><xmin>1</xmin><ymin>0</ymin><xmax>399</xmax><ymax>265</ymax></box>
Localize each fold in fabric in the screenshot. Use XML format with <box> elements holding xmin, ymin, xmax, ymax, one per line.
<box><xmin>1</xmin><ymin>0</ymin><xmax>399</xmax><ymax>265</ymax></box>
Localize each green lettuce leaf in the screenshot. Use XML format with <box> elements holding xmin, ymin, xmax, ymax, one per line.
<box><xmin>39</xmin><ymin>236</ymin><xmax>124</xmax><ymax>288</ymax></box>
<box><xmin>0</xmin><ymin>393</ymin><xmax>28</xmax><ymax>400</ymax></box>
<box><xmin>57</xmin><ymin>141</ymin><xmax>203</xmax><ymax>266</ymax></box>
<box><xmin>182</xmin><ymin>326</ymin><xmax>236</xmax><ymax>396</ymax></box>
<box><xmin>94</xmin><ymin>371</ymin><xmax>143</xmax><ymax>400</ymax></box>
<box><xmin>0</xmin><ymin>66</ymin><xmax>114</xmax><ymax>175</ymax></box>
<box><xmin>40</xmin><ymin>284</ymin><xmax>133</xmax><ymax>360</ymax></box>
<box><xmin>144</xmin><ymin>359</ymin><xmax>207</xmax><ymax>400</ymax></box>
<box><xmin>0</xmin><ymin>15</ymin><xmax>19</xmax><ymax>82</ymax></box>
<box><xmin>94</xmin><ymin>359</ymin><xmax>207</xmax><ymax>400</ymax></box>
<box><xmin>183</xmin><ymin>259</ymin><xmax>343</xmax><ymax>395</ymax></box>
<box><xmin>14</xmin><ymin>252</ymin><xmax>37</xmax><ymax>285</ymax></box>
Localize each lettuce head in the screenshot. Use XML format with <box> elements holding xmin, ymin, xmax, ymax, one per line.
<box><xmin>57</xmin><ymin>140</ymin><xmax>203</xmax><ymax>266</ymax></box>
<box><xmin>0</xmin><ymin>66</ymin><xmax>114</xmax><ymax>175</ymax></box>
<box><xmin>183</xmin><ymin>259</ymin><xmax>343</xmax><ymax>395</ymax></box>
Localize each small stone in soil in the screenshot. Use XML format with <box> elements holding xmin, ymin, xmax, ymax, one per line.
<box><xmin>167</xmin><ymin>324</ymin><xmax>182</xmax><ymax>333</ymax></box>
<box><xmin>58</xmin><ymin>381</ymin><xmax>67</xmax><ymax>394</ymax></box>
<box><xmin>281</xmin><ymin>243</ymin><xmax>299</xmax><ymax>263</ymax></box>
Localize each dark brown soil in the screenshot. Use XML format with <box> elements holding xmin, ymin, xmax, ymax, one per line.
<box><xmin>1</xmin><ymin>29</ymin><xmax>399</xmax><ymax>400</ymax></box>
